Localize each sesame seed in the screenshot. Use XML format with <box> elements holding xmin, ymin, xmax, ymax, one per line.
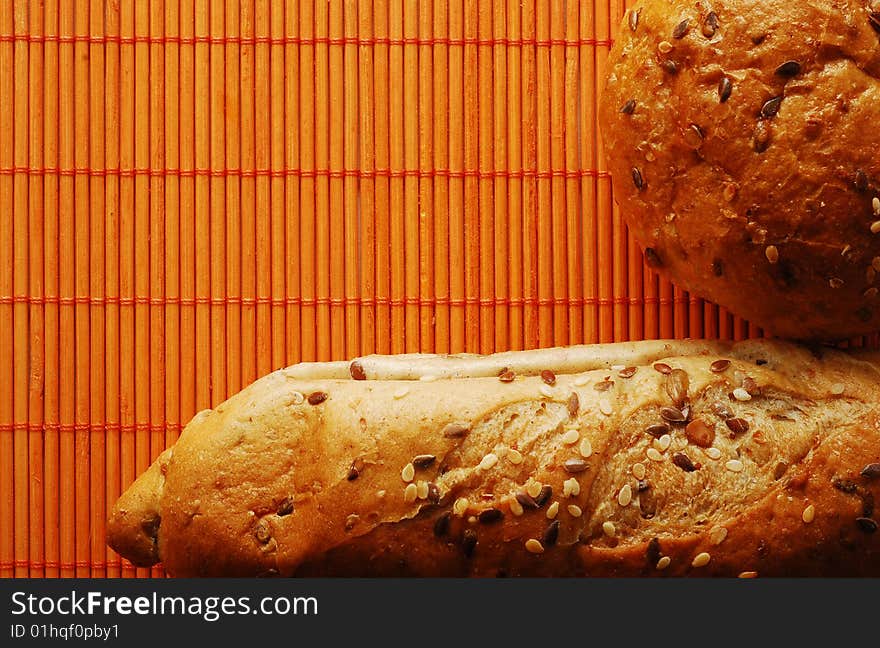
<box><xmin>830</xmin><ymin>383</ymin><xmax>845</xmax><ymax>395</ymax></box>
<box><xmin>705</xmin><ymin>447</ymin><xmax>722</xmax><ymax>460</ymax></box>
<box><xmin>710</xmin><ymin>527</ymin><xmax>728</xmax><ymax>545</ymax></box>
<box><xmin>765</xmin><ymin>245</ymin><xmax>779</xmax><ymax>264</ymax></box>
<box><xmin>632</xmin><ymin>462</ymin><xmax>646</xmax><ymax>480</ymax></box>
<box><xmin>567</xmin><ymin>392</ymin><xmax>580</xmax><ymax>417</ymax></box>
<box><xmin>525</xmin><ymin>539</ymin><xmax>545</xmax><ymax>554</ymax></box>
<box><xmin>562</xmin><ymin>428</ymin><xmax>580</xmax><ymax>445</ymax></box>
<box><xmin>647</xmin><ymin>448</ymin><xmax>664</xmax><ymax>462</ymax></box>
<box><xmin>725</xmin><ymin>459</ymin><xmax>744</xmax><ymax>473</ymax></box>
<box><xmin>509</xmin><ymin>497</ymin><xmax>524</xmax><ymax>516</ymax></box>
<box><xmin>738</xmin><ymin>571</ymin><xmax>759</xmax><ymax>578</ymax></box>
<box><xmin>535</xmin><ymin>485</ymin><xmax>553</xmax><ymax>507</ymax></box>
<box><xmin>416</xmin><ymin>481</ymin><xmax>429</xmax><ymax>500</ymax></box>
<box><xmin>393</xmin><ymin>386</ymin><xmax>409</xmax><ymax>399</ymax></box>
<box><xmin>710</xmin><ymin>359</ymin><xmax>731</xmax><ymax>373</ymax></box>
<box><xmin>873</xmin><ymin>257</ymin><xmax>880</xmax><ymax>272</ymax></box>
<box><xmin>479</xmin><ymin>507</ymin><xmax>503</xmax><ymax>524</ymax></box>
<box><xmin>599</xmin><ymin>399</ymin><xmax>613</xmax><ymax>416</ymax></box>
<box><xmin>658</xmin><ymin>40</ymin><xmax>673</xmax><ymax>53</ymax></box>
<box><xmin>692</xmin><ymin>552</ymin><xmax>711</xmax><ymax>568</ymax></box>
<box><xmin>563</xmin><ymin>477</ymin><xmax>581</xmax><ymax>497</ymax></box>
<box><xmin>829</xmin><ymin>277</ymin><xmax>844</xmax><ymax>289</ymax></box>
<box><xmin>403</xmin><ymin>483</ymin><xmax>418</xmax><ymax>503</ymax></box>
<box><xmin>539</xmin><ymin>384</ymin><xmax>555</xmax><ymax>398</ymax></box>
<box><xmin>453</xmin><ymin>497</ymin><xmax>469</xmax><ymax>516</ymax></box>
<box><xmin>442</xmin><ymin>422</ymin><xmax>470</xmax><ymax>438</ymax></box>
<box><xmin>871</xmin><ymin>221</ymin><xmax>880</xmax><ymax>234</ymax></box>
<box><xmin>656</xmin><ymin>434</ymin><xmax>672</xmax><ymax>452</ymax></box>
<box><xmin>546</xmin><ymin>501</ymin><xmax>560</xmax><ymax>519</ymax></box>
<box><xmin>290</xmin><ymin>391</ymin><xmax>305</xmax><ymax>405</ymax></box>
<box><xmin>526</xmin><ymin>481</ymin><xmax>543</xmax><ymax>498</ymax></box>
<box><xmin>412</xmin><ymin>454</ymin><xmax>436</xmax><ymax>469</ymax></box>
<box><xmin>401</xmin><ymin>463</ymin><xmax>416</xmax><ymax>482</ymax></box>
<box><xmin>733</xmin><ymin>387</ymin><xmax>752</xmax><ymax>401</ymax></box>
<box><xmin>579</xmin><ymin>438</ymin><xmax>593</xmax><ymax>458</ymax></box>
<box><xmin>802</xmin><ymin>504</ymin><xmax>816</xmax><ymax>523</ymax></box>
<box><xmin>568</xmin><ymin>504</ymin><xmax>583</xmax><ymax>518</ymax></box>
<box><xmin>874</xmin><ymin>196</ymin><xmax>880</xmax><ymax>215</ymax></box>
<box><xmin>602</xmin><ymin>521</ymin><xmax>616</xmax><ymax>537</ymax></box>
<box><xmin>653</xmin><ymin>362</ymin><xmax>672</xmax><ymax>375</ymax></box>
<box><xmin>618</xmin><ymin>484</ymin><xmax>633</xmax><ymax>507</ymax></box>
<box><xmin>618</xmin><ymin>366</ymin><xmax>638</xmax><ymax>379</ymax></box>
<box><xmin>507</xmin><ymin>448</ymin><xmax>524</xmax><ymax>465</ymax></box>
<box><xmin>656</xmin><ymin>556</ymin><xmax>671</xmax><ymax>570</ymax></box>
<box><xmin>574</xmin><ymin>375</ymin><xmax>589</xmax><ymax>387</ymax></box>
<box><xmin>564</xmin><ymin>458</ymin><xmax>590</xmax><ymax>474</ymax></box>
<box><xmin>646</xmin><ymin>423</ymin><xmax>670</xmax><ymax>438</ymax></box>
<box><xmin>672</xmin><ymin>452</ymin><xmax>697</xmax><ymax>472</ymax></box>
<box><xmin>868</xmin><ymin>287</ymin><xmax>880</xmax><ymax>299</ymax></box>
<box><xmin>419</xmin><ymin>374</ymin><xmax>438</xmax><ymax>382</ymax></box>
<box><xmin>478</xmin><ymin>453</ymin><xmax>499</xmax><ymax>471</ymax></box>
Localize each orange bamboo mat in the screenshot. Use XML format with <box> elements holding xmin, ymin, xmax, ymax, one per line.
<box><xmin>0</xmin><ymin>0</ymin><xmax>794</xmax><ymax>578</ymax></box>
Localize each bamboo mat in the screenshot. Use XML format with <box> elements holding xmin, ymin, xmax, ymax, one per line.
<box><xmin>0</xmin><ymin>0</ymin><xmax>789</xmax><ymax>579</ymax></box>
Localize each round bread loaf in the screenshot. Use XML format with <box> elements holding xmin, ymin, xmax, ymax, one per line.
<box><xmin>599</xmin><ymin>0</ymin><xmax>880</xmax><ymax>340</ymax></box>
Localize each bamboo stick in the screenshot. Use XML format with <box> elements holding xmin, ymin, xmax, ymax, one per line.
<box><xmin>506</xmin><ymin>0</ymin><xmax>522</xmax><ymax>350</ymax></box>
<box><xmin>343</xmin><ymin>0</ymin><xmax>361</xmax><ymax>357</ymax></box>
<box><xmin>164</xmin><ymin>0</ymin><xmax>181</xmax><ymax>473</ymax></box>
<box><xmin>255</xmin><ymin>0</ymin><xmax>271</xmax><ymax>376</ymax></box>
<box><xmin>11</xmin><ymin>0</ymin><xmax>30</xmax><ymax>578</ymax></box>
<box><xmin>285</xmin><ymin>0</ymin><xmax>302</xmax><ymax>364</ymax></box>
<box><xmin>357</xmin><ymin>0</ymin><xmax>376</xmax><ymax>355</ymax></box>
<box><xmin>418</xmin><ymin>0</ymin><xmax>434</xmax><ymax>353</ymax></box>
<box><xmin>179</xmin><ymin>0</ymin><xmax>196</xmax><ymax>456</ymax></box>
<box><xmin>133</xmin><ymin>0</ymin><xmax>151</xmax><ymax>578</ymax></box>
<box><xmin>224</xmin><ymin>0</ymin><xmax>242</xmax><ymax>395</ymax></box>
<box><xmin>373</xmin><ymin>0</ymin><xmax>391</xmax><ymax>355</ymax></box>
<box><xmin>314</xmin><ymin>0</ymin><xmax>331</xmax><ymax>360</ymax></box>
<box><xmin>240</xmin><ymin>0</ymin><xmax>256</xmax><ymax>381</ymax></box>
<box><xmin>72</xmin><ymin>0</ymin><xmax>91</xmax><ymax>579</ymax></box>
<box><xmin>194</xmin><ymin>0</ymin><xmax>211</xmax><ymax>412</ymax></box>
<box><xmin>117</xmin><ymin>0</ymin><xmax>135</xmax><ymax>577</ymax></box>
<box><xmin>403</xmin><ymin>0</ymin><xmax>419</xmax><ymax>352</ymax></box>
<box><xmin>104</xmin><ymin>0</ymin><xmax>120</xmax><ymax>578</ymax></box>
<box><xmin>432</xmin><ymin>0</ymin><xmax>449</xmax><ymax>354</ymax></box>
<box><xmin>270</xmin><ymin>0</ymin><xmax>286</xmax><ymax>367</ymax></box>
<box><xmin>491</xmin><ymin>0</ymin><xmax>508</xmax><ymax>353</ymax></box>
<box><xmin>563</xmin><ymin>0</ymin><xmax>582</xmax><ymax>345</ymax></box>
<box><xmin>0</xmin><ymin>0</ymin><xmax>13</xmax><ymax>581</ymax></box>
<box><xmin>549</xmin><ymin>0</ymin><xmax>568</xmax><ymax>346</ymax></box>
<box><xmin>462</xmin><ymin>0</ymin><xmax>479</xmax><ymax>352</ymax></box>
<box><xmin>299</xmin><ymin>0</ymin><xmax>316</xmax><ymax>361</ymax></box>
<box><xmin>477</xmin><ymin>0</ymin><xmax>493</xmax><ymax>354</ymax></box>
<box><xmin>535</xmin><ymin>0</ymin><xmax>552</xmax><ymax>347</ymax></box>
<box><xmin>448</xmin><ymin>0</ymin><xmax>465</xmax><ymax>352</ymax></box>
<box><xmin>521</xmin><ymin>0</ymin><xmax>537</xmax><ymax>349</ymax></box>
<box><xmin>25</xmin><ymin>0</ymin><xmax>45</xmax><ymax>579</ymax></box>
<box><xmin>328</xmin><ymin>0</ymin><xmax>346</xmax><ymax>359</ymax></box>
<box><xmin>42</xmin><ymin>0</ymin><xmax>61</xmax><ymax>579</ymax></box>
<box><xmin>89</xmin><ymin>0</ymin><xmax>107</xmax><ymax>578</ymax></box>
<box><xmin>210</xmin><ymin>0</ymin><xmax>227</xmax><ymax>402</ymax></box>
<box><xmin>388</xmin><ymin>0</ymin><xmax>404</xmax><ymax>353</ymax></box>
<box><xmin>595</xmin><ymin>0</ymin><xmax>612</xmax><ymax>342</ymax></box>
<box><xmin>579</xmin><ymin>0</ymin><xmax>598</xmax><ymax>343</ymax></box>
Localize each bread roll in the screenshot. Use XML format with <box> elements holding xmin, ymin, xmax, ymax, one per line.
<box><xmin>599</xmin><ymin>0</ymin><xmax>880</xmax><ymax>340</ymax></box>
<box><xmin>108</xmin><ymin>339</ymin><xmax>880</xmax><ymax>576</ymax></box>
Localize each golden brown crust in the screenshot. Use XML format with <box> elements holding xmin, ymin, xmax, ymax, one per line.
<box><xmin>599</xmin><ymin>0</ymin><xmax>880</xmax><ymax>340</ymax></box>
<box><xmin>107</xmin><ymin>339</ymin><xmax>880</xmax><ymax>576</ymax></box>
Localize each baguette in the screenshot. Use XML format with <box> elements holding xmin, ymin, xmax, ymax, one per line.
<box><xmin>107</xmin><ymin>339</ymin><xmax>880</xmax><ymax>576</ymax></box>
